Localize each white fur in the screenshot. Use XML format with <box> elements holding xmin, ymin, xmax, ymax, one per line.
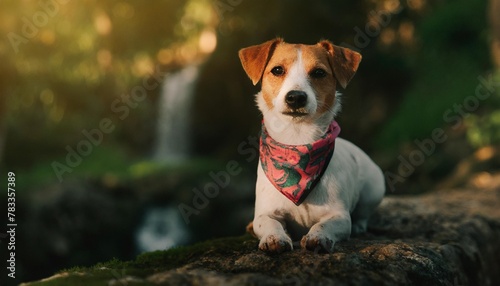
<box><xmin>252</xmin><ymin>49</ymin><xmax>385</xmax><ymax>253</ymax></box>
<box><xmin>273</xmin><ymin>49</ymin><xmax>318</xmax><ymax>118</ymax></box>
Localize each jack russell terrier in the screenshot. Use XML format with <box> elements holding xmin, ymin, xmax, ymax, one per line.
<box><xmin>239</xmin><ymin>38</ymin><xmax>385</xmax><ymax>253</ymax></box>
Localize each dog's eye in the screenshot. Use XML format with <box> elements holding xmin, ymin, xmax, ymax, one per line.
<box><xmin>310</xmin><ymin>68</ymin><xmax>327</xmax><ymax>78</ymax></box>
<box><xmin>271</xmin><ymin>66</ymin><xmax>284</xmax><ymax>76</ymax></box>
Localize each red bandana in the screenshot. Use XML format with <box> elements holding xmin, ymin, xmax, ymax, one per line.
<box><xmin>259</xmin><ymin>121</ymin><xmax>341</xmax><ymax>205</ymax></box>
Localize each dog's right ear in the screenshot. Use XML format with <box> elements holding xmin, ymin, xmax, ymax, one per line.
<box><xmin>318</xmin><ymin>40</ymin><xmax>362</xmax><ymax>89</ymax></box>
<box><xmin>239</xmin><ymin>38</ymin><xmax>283</xmax><ymax>85</ymax></box>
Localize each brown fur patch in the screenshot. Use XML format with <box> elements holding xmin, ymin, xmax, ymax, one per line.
<box><xmin>238</xmin><ymin>38</ymin><xmax>283</xmax><ymax>85</ymax></box>
<box><xmin>246</xmin><ymin>221</ymin><xmax>257</xmax><ymax>238</ymax></box>
<box><xmin>261</xmin><ymin>43</ymin><xmax>298</xmax><ymax>109</ymax></box>
<box><xmin>301</xmin><ymin>45</ymin><xmax>337</xmax><ymax>116</ymax></box>
<box><xmin>318</xmin><ymin>40</ymin><xmax>362</xmax><ymax>89</ymax></box>
<box><xmin>239</xmin><ymin>39</ymin><xmax>361</xmax><ymax>114</ymax></box>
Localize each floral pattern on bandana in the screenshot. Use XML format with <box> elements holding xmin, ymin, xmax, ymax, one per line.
<box><xmin>259</xmin><ymin>121</ymin><xmax>340</xmax><ymax>205</ymax></box>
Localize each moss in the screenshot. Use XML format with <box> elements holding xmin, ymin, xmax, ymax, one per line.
<box><xmin>131</xmin><ymin>234</ymin><xmax>255</xmax><ymax>270</ymax></box>
<box><xmin>27</xmin><ymin>235</ymin><xmax>256</xmax><ymax>285</ymax></box>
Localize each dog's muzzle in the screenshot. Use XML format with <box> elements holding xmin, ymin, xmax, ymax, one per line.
<box><xmin>283</xmin><ymin>90</ymin><xmax>309</xmax><ymax>117</ymax></box>
<box><xmin>285</xmin><ymin>90</ymin><xmax>307</xmax><ymax>109</ymax></box>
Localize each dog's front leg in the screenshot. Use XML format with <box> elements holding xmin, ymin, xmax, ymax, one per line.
<box><xmin>253</xmin><ymin>214</ymin><xmax>293</xmax><ymax>253</ymax></box>
<box><xmin>300</xmin><ymin>212</ymin><xmax>351</xmax><ymax>253</ymax></box>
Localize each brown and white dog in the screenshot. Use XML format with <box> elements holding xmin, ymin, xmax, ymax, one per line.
<box><xmin>239</xmin><ymin>38</ymin><xmax>385</xmax><ymax>253</ymax></box>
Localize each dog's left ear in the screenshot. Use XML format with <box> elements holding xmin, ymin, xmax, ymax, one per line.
<box><xmin>239</xmin><ymin>38</ymin><xmax>283</xmax><ymax>85</ymax></box>
<box><xmin>318</xmin><ymin>40</ymin><xmax>362</xmax><ymax>89</ymax></box>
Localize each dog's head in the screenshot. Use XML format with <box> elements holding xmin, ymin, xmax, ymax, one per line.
<box><xmin>239</xmin><ymin>38</ymin><xmax>361</xmax><ymax>124</ymax></box>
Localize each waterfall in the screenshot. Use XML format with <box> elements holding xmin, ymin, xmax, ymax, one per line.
<box><xmin>135</xmin><ymin>205</ymin><xmax>190</xmax><ymax>252</ymax></box>
<box><xmin>154</xmin><ymin>65</ymin><xmax>199</xmax><ymax>161</ymax></box>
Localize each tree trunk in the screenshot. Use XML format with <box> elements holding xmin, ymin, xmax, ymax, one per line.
<box><xmin>490</xmin><ymin>0</ymin><xmax>500</xmax><ymax>68</ymax></box>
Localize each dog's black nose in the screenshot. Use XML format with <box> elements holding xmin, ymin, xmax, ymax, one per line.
<box><xmin>285</xmin><ymin>90</ymin><xmax>307</xmax><ymax>109</ymax></box>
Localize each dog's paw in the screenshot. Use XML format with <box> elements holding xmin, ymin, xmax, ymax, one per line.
<box><xmin>259</xmin><ymin>234</ymin><xmax>293</xmax><ymax>254</ymax></box>
<box><xmin>300</xmin><ymin>234</ymin><xmax>335</xmax><ymax>253</ymax></box>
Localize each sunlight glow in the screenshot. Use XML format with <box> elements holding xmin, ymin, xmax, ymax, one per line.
<box><xmin>157</xmin><ymin>48</ymin><xmax>174</xmax><ymax>65</ymax></box>
<box><xmin>97</xmin><ymin>49</ymin><xmax>112</xmax><ymax>69</ymax></box>
<box><xmin>198</xmin><ymin>29</ymin><xmax>217</xmax><ymax>54</ymax></box>
<box><xmin>40</xmin><ymin>29</ymin><xmax>56</xmax><ymax>46</ymax></box>
<box><xmin>383</xmin><ymin>0</ymin><xmax>400</xmax><ymax>13</ymax></box>
<box><xmin>407</xmin><ymin>0</ymin><xmax>426</xmax><ymax>11</ymax></box>
<box><xmin>380</xmin><ymin>28</ymin><xmax>396</xmax><ymax>46</ymax></box>
<box><xmin>94</xmin><ymin>12</ymin><xmax>112</xmax><ymax>35</ymax></box>
<box><xmin>475</xmin><ymin>146</ymin><xmax>495</xmax><ymax>161</ymax></box>
<box><xmin>178</xmin><ymin>45</ymin><xmax>197</xmax><ymax>63</ymax></box>
<box><xmin>399</xmin><ymin>22</ymin><xmax>415</xmax><ymax>45</ymax></box>
<box><xmin>132</xmin><ymin>54</ymin><xmax>154</xmax><ymax>77</ymax></box>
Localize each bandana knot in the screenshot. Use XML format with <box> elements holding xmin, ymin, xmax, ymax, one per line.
<box><xmin>259</xmin><ymin>121</ymin><xmax>340</xmax><ymax>205</ymax></box>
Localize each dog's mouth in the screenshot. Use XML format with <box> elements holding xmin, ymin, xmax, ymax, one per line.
<box><xmin>282</xmin><ymin>108</ymin><xmax>309</xmax><ymax>118</ymax></box>
<box><xmin>282</xmin><ymin>111</ymin><xmax>309</xmax><ymax>118</ymax></box>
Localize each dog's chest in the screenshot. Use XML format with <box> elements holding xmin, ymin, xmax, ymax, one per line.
<box><xmin>257</xmin><ymin>161</ymin><xmax>342</xmax><ymax>221</ymax></box>
<box><xmin>274</xmin><ymin>185</ymin><xmax>338</xmax><ymax>238</ymax></box>
<box><xmin>255</xmin><ymin>139</ymin><xmax>362</xmax><ymax>236</ymax></box>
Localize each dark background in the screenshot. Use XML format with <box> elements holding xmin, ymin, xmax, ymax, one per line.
<box><xmin>0</xmin><ymin>0</ymin><xmax>499</xmax><ymax>284</ymax></box>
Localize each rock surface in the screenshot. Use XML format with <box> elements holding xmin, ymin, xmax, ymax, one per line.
<box><xmin>24</xmin><ymin>182</ymin><xmax>500</xmax><ymax>286</ymax></box>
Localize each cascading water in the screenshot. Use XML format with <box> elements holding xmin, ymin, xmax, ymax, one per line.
<box><xmin>135</xmin><ymin>205</ymin><xmax>190</xmax><ymax>253</ymax></box>
<box><xmin>139</xmin><ymin>66</ymin><xmax>198</xmax><ymax>252</ymax></box>
<box><xmin>153</xmin><ymin>65</ymin><xmax>199</xmax><ymax>161</ymax></box>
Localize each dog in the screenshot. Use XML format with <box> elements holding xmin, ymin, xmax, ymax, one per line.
<box><xmin>238</xmin><ymin>38</ymin><xmax>385</xmax><ymax>253</ymax></box>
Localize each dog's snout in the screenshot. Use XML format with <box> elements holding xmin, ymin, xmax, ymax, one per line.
<box><xmin>285</xmin><ymin>90</ymin><xmax>307</xmax><ymax>109</ymax></box>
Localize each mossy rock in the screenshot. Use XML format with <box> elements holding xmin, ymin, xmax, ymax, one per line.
<box><xmin>23</xmin><ymin>183</ymin><xmax>500</xmax><ymax>286</ymax></box>
<box><xmin>23</xmin><ymin>235</ymin><xmax>256</xmax><ymax>286</ymax></box>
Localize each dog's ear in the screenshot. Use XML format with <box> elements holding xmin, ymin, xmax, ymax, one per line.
<box><xmin>239</xmin><ymin>38</ymin><xmax>283</xmax><ymax>85</ymax></box>
<box><xmin>318</xmin><ymin>40</ymin><xmax>362</xmax><ymax>89</ymax></box>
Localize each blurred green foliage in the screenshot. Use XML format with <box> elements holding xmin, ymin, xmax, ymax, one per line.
<box><xmin>15</xmin><ymin>145</ymin><xmax>133</xmax><ymax>191</ymax></box>
<box><xmin>465</xmin><ymin>70</ymin><xmax>500</xmax><ymax>147</ymax></box>
<box><xmin>376</xmin><ymin>0</ymin><xmax>494</xmax><ymax>148</ymax></box>
<box><xmin>0</xmin><ymin>0</ymin><xmax>498</xmax><ymax>184</ymax></box>
<box><xmin>0</xmin><ymin>0</ymin><xmax>215</xmax><ymax>171</ymax></box>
